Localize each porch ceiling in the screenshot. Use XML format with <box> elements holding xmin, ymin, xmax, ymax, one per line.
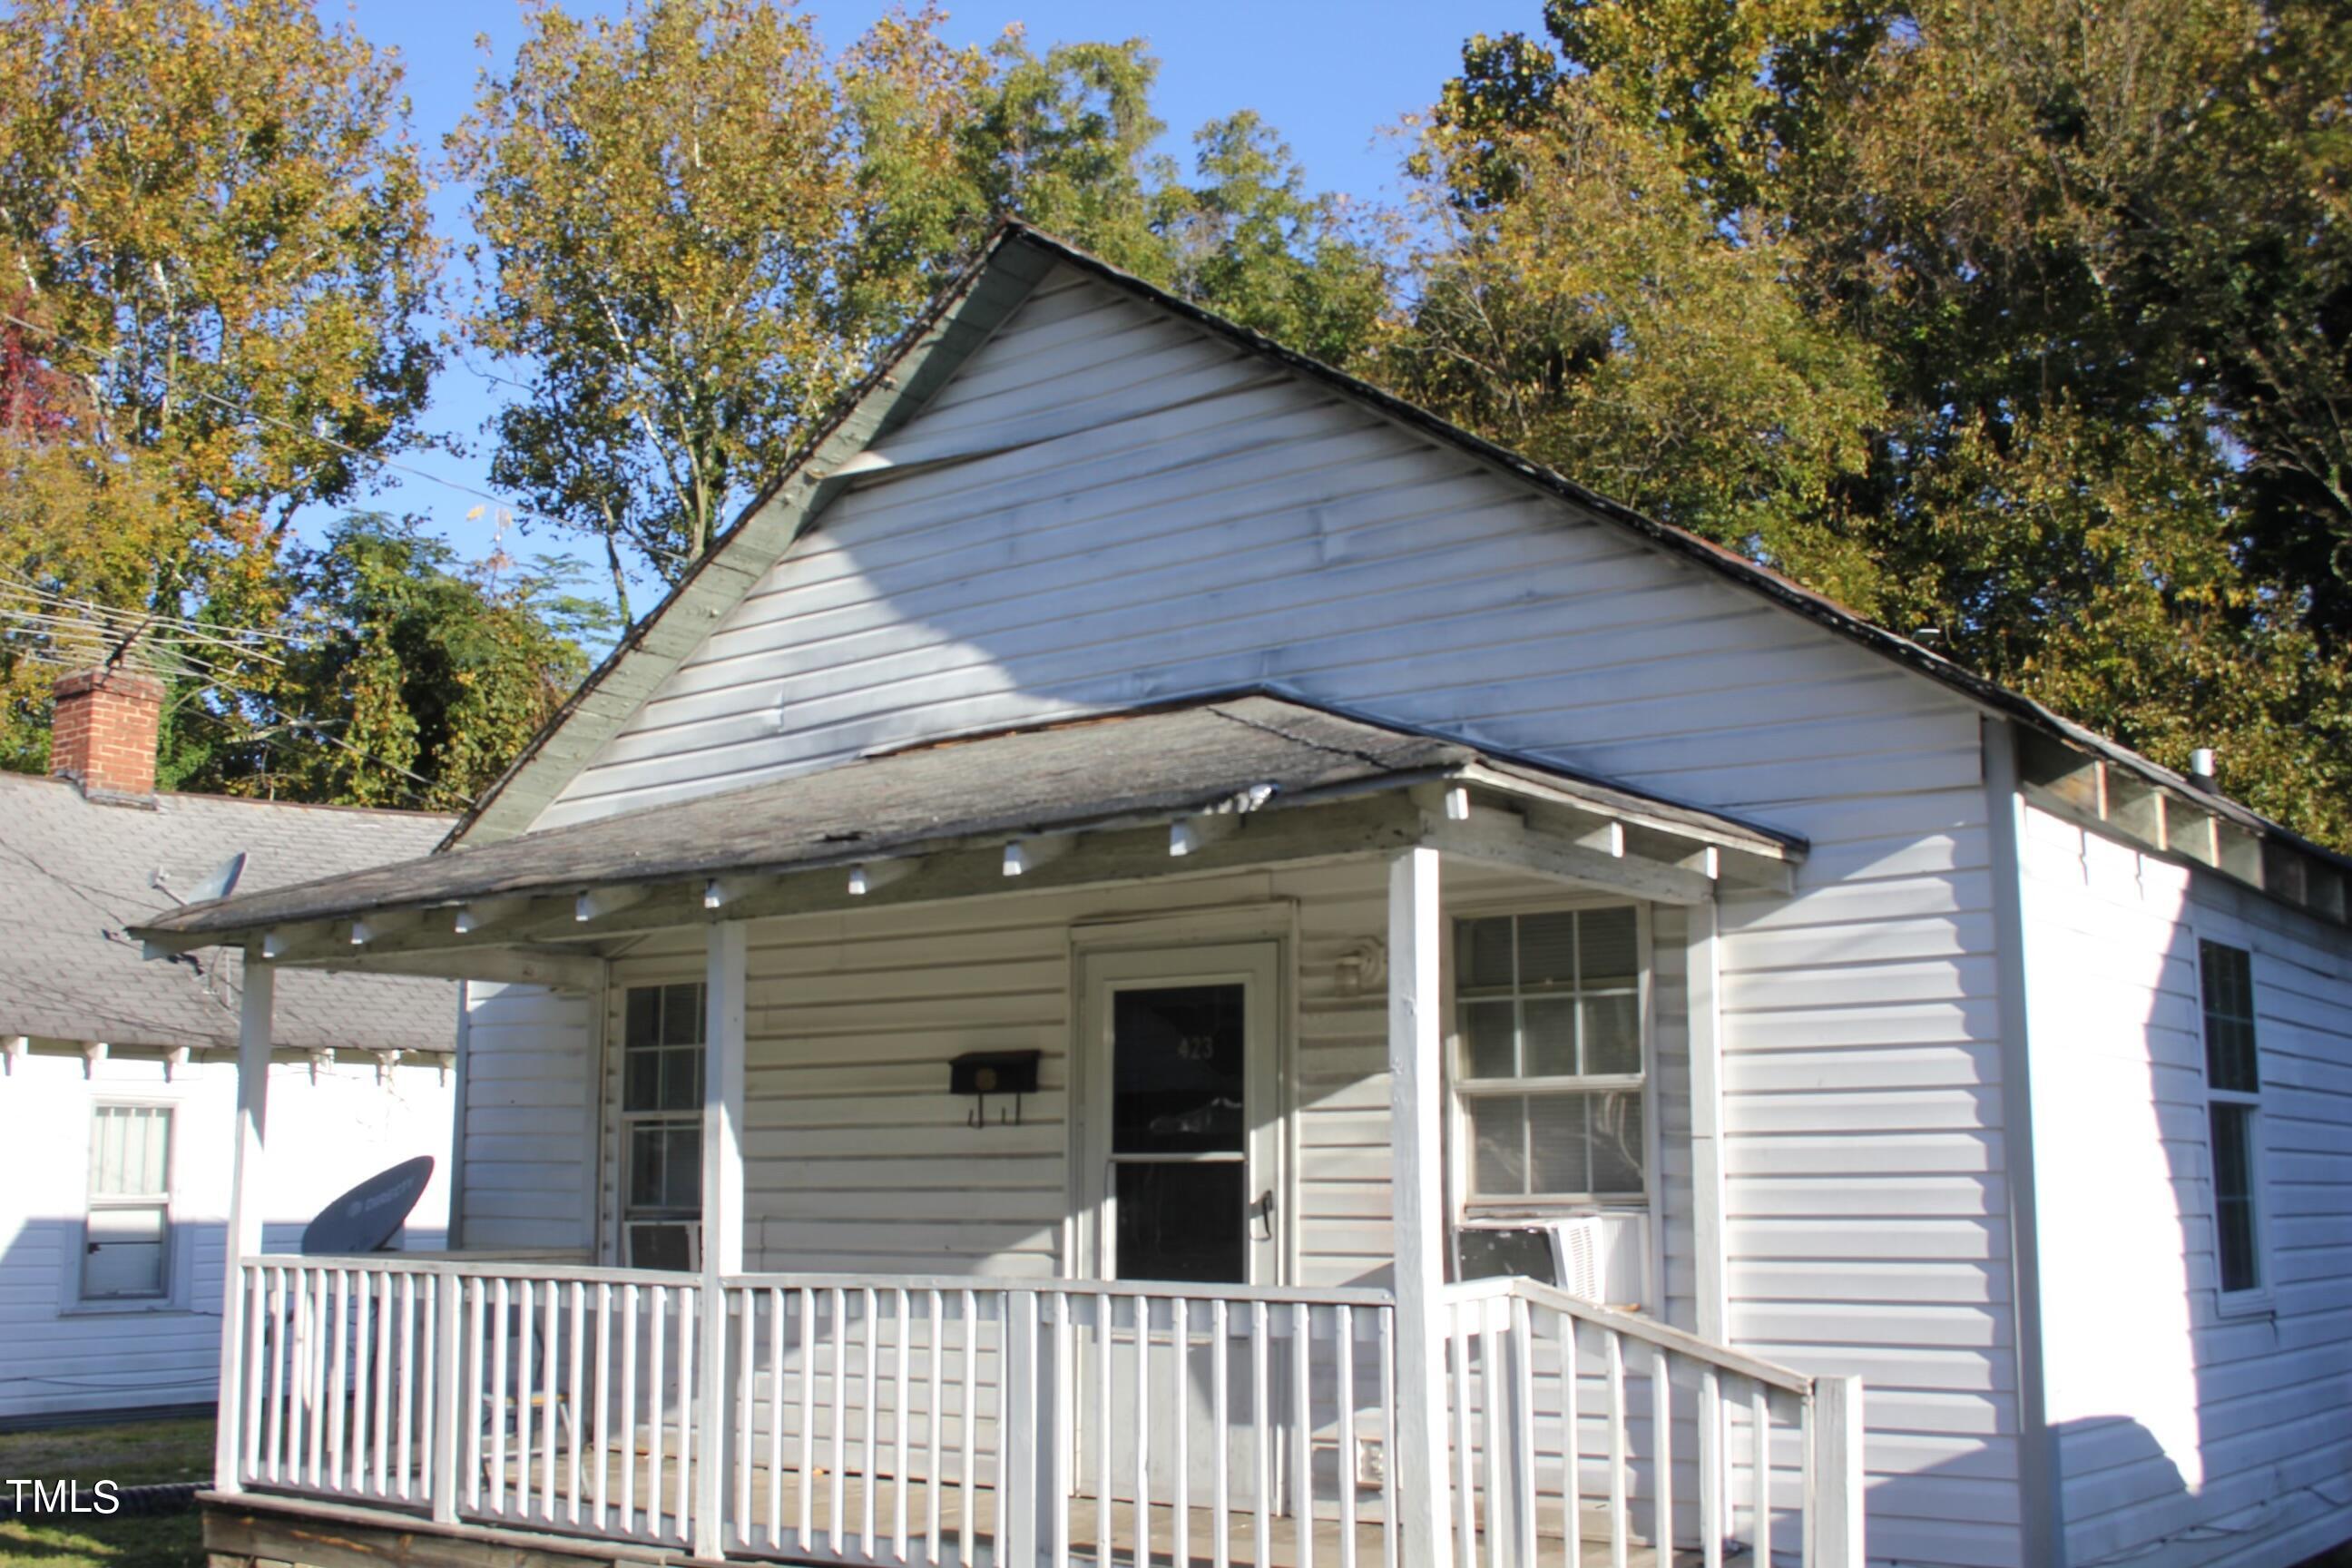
<box><xmin>132</xmin><ymin>691</ymin><xmax>1802</xmax><ymax>973</ymax></box>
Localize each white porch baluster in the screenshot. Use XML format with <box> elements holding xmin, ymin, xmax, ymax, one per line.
<box><xmin>432</xmin><ymin>1272</ymin><xmax>459</xmax><ymax>1522</ymax></box>
<box><xmin>1386</xmin><ymin>846</ymin><xmax>1455</xmax><ymax>1568</ymax></box>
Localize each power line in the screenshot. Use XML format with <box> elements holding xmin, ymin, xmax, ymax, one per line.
<box><xmin>0</xmin><ymin>602</ymin><xmax>456</xmax><ymax>811</ymax></box>
<box><xmin>0</xmin><ymin>573</ymin><xmax>297</xmax><ymax>673</ymax></box>
<box><xmin>0</xmin><ymin>315</ymin><xmax>592</xmax><ymax>813</ymax></box>
<box><xmin>0</xmin><ymin>569</ymin><xmax>299</xmax><ymax>642</ymax></box>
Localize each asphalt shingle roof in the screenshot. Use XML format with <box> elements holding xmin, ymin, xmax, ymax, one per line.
<box><xmin>135</xmin><ymin>691</ymin><xmax>1798</xmax><ymax>945</ymax></box>
<box><xmin>0</xmin><ymin>773</ymin><xmax>456</xmax><ymax>1056</ymax></box>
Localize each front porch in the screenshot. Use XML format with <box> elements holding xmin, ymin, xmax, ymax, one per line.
<box><xmin>138</xmin><ymin>695</ymin><xmax>1863</xmax><ymax>1568</ymax></box>
<box><xmin>208</xmin><ymin>1256</ymin><xmax>1841</xmax><ymax>1568</ymax></box>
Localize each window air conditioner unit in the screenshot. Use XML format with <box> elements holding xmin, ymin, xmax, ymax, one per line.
<box><xmin>624</xmin><ymin>1220</ymin><xmax>700</xmax><ymax>1272</ymax></box>
<box><xmin>1551</xmin><ymin>1216</ymin><xmax>1607</xmax><ymax>1301</ymax></box>
<box><xmin>1455</xmin><ymin>1214</ymin><xmax>1644</xmax><ymax>1308</ymax></box>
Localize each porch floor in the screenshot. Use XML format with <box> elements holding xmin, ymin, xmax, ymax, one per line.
<box><xmin>455</xmin><ymin>1450</ymin><xmax>1696</xmax><ymax>1568</ymax></box>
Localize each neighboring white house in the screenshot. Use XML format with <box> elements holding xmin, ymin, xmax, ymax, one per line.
<box><xmin>142</xmin><ymin>225</ymin><xmax>2349</xmax><ymax>1568</ymax></box>
<box><xmin>0</xmin><ymin>667</ymin><xmax>457</xmax><ymax>1422</ymax></box>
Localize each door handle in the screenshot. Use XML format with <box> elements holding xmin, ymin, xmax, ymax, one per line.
<box><xmin>1249</xmin><ymin>1189</ymin><xmax>1275</xmax><ymax>1241</ymax></box>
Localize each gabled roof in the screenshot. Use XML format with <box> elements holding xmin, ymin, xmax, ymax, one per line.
<box><xmin>446</xmin><ymin>221</ymin><xmax>2352</xmax><ymax>915</ymax></box>
<box><xmin>0</xmin><ymin>773</ymin><xmax>456</xmax><ymax>1056</ymax></box>
<box><xmin>134</xmin><ymin>691</ymin><xmax>1800</xmax><ymax>948</ymax></box>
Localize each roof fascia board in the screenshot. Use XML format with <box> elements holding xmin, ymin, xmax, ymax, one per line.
<box><xmin>137</xmin><ymin>750</ymin><xmax>1791</xmax><ymax>954</ymax></box>
<box><xmin>142</xmin><ymin>783</ymin><xmax>1746</xmax><ymax>965</ymax></box>
<box><xmin>447</xmin><ymin>230</ymin><xmax>1060</xmax><ymax>848</ymax></box>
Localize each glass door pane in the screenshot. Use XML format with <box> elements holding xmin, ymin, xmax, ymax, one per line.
<box><xmin>1109</xmin><ymin>982</ymin><xmax>1249</xmax><ymax>1283</ymax></box>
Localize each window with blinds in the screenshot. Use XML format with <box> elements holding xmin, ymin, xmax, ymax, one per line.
<box><xmin>84</xmin><ymin>1104</ymin><xmax>172</xmax><ymax>1300</ymax></box>
<box><xmin>1454</xmin><ymin>907</ymin><xmax>1646</xmax><ymax>1206</ymax></box>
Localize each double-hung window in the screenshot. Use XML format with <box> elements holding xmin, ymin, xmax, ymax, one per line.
<box><xmin>1455</xmin><ymin>907</ymin><xmax>1645</xmax><ymax>1206</ymax></box>
<box><xmin>2197</xmin><ymin>939</ymin><xmax>2264</xmax><ymax>1298</ymax></box>
<box><xmin>83</xmin><ymin>1104</ymin><xmax>172</xmax><ymax>1301</ymax></box>
<box><xmin>621</xmin><ymin>982</ymin><xmax>705</xmax><ymax>1270</ymax></box>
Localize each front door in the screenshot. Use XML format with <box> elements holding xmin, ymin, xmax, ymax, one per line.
<box><xmin>1075</xmin><ymin>942</ymin><xmax>1286</xmax><ymax>1514</ymax></box>
<box><xmin>1080</xmin><ymin>942</ymin><xmax>1282</xmax><ymax>1285</ymax></box>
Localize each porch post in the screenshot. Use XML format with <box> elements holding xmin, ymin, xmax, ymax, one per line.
<box><xmin>1387</xmin><ymin>847</ymin><xmax>1454</xmax><ymax>1568</ymax></box>
<box><xmin>1689</xmin><ymin>892</ymin><xmax>1729</xmax><ymax>1341</ymax></box>
<box><xmin>694</xmin><ymin>920</ymin><xmax>748</xmax><ymax>1557</ymax></box>
<box><xmin>212</xmin><ymin>952</ymin><xmax>273</xmax><ymax>1494</ymax></box>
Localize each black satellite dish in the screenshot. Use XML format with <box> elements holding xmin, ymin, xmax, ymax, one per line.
<box><xmin>301</xmin><ymin>1155</ymin><xmax>435</xmax><ymax>1256</ymax></box>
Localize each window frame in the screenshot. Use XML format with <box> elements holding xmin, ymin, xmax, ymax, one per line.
<box><xmin>80</xmin><ymin>1101</ymin><xmax>176</xmax><ymax>1307</ymax></box>
<box><xmin>616</xmin><ymin>981</ymin><xmax>706</xmax><ymax>1271</ymax></box>
<box><xmin>2193</xmin><ymin>932</ymin><xmax>2271</xmax><ymax>1314</ymax></box>
<box><xmin>1444</xmin><ymin>899</ymin><xmax>1655</xmax><ymax>1216</ymax></box>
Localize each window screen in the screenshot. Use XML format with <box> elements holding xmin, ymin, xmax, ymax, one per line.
<box><xmin>1455</xmin><ymin>908</ymin><xmax>1644</xmax><ymax>1203</ymax></box>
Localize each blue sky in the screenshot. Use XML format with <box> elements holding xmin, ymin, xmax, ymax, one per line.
<box><xmin>322</xmin><ymin>0</ymin><xmax>1539</xmax><ymax>593</ymax></box>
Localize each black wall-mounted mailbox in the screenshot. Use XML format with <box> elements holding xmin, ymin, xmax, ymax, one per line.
<box><xmin>950</xmin><ymin>1050</ymin><xmax>1041</xmax><ymax>1096</ymax></box>
<box><xmin>950</xmin><ymin>1049</ymin><xmax>1043</xmax><ymax>1126</ymax></box>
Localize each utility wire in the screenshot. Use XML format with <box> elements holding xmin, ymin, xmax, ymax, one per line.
<box><xmin>0</xmin><ymin>600</ymin><xmax>455</xmax><ymax>810</ymax></box>
<box><xmin>0</xmin><ymin>314</ymin><xmax>583</xmax><ymax>812</ymax></box>
<box><xmin>0</xmin><ymin>572</ymin><xmax>298</xmax><ymax>645</ymax></box>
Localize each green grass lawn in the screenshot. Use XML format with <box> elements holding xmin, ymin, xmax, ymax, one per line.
<box><xmin>0</xmin><ymin>1418</ymin><xmax>210</xmax><ymax>1568</ymax></box>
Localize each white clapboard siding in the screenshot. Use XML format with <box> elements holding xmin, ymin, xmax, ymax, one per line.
<box><xmin>1714</xmin><ymin>774</ymin><xmax>2016</xmax><ymax>1568</ymax></box>
<box><xmin>596</xmin><ymin>862</ymin><xmax>1701</xmax><ymax>1303</ymax></box>
<box><xmin>0</xmin><ymin>1051</ymin><xmax>451</xmax><ymax>1419</ymax></box>
<box><xmin>510</xmin><ymin>264</ymin><xmax>2027</xmax><ymax>1563</ymax></box>
<box><xmin>457</xmin><ymin>983</ymin><xmax>598</xmax><ymax>1251</ymax></box>
<box><xmin>539</xmin><ymin>267</ymin><xmax>1984</xmax><ymax>829</ymax></box>
<box><xmin>2022</xmin><ymin>805</ymin><xmax>2352</xmax><ymax>1568</ymax></box>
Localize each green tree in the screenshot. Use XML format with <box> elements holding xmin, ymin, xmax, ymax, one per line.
<box><xmin>0</xmin><ymin>0</ymin><xmax>440</xmax><ymax>785</ymax></box>
<box><xmin>448</xmin><ymin>0</ymin><xmax>879</xmax><ymax>613</ymax></box>
<box><xmin>0</xmin><ymin>309</ymin><xmax>183</xmax><ymax>772</ymax></box>
<box><xmin>1155</xmin><ymin>113</ymin><xmax>1388</xmax><ymax>370</ymax></box>
<box><xmin>1381</xmin><ymin>100</ymin><xmax>1886</xmax><ymax>603</ymax></box>
<box><xmin>1389</xmin><ymin>0</ymin><xmax>2352</xmax><ymax>848</ymax></box>
<box><xmin>172</xmin><ymin>514</ymin><xmax>612</xmax><ymax>809</ymax></box>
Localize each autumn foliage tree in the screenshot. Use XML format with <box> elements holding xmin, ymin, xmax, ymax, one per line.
<box><xmin>0</xmin><ymin>0</ymin><xmax>446</xmax><ymax>786</ymax></box>
<box><xmin>448</xmin><ymin>0</ymin><xmax>1385</xmax><ymax>610</ymax></box>
<box><xmin>0</xmin><ymin>0</ymin><xmax>441</xmax><ymax>556</ymax></box>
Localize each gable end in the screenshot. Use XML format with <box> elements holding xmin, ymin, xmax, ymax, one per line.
<box><xmin>450</xmin><ymin>230</ymin><xmax>1059</xmax><ymax>847</ymax></box>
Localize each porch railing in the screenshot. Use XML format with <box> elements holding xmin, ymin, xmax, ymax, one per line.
<box><xmin>1440</xmin><ymin>1276</ymin><xmax>1864</xmax><ymax>1567</ymax></box>
<box><xmin>221</xmin><ymin>1255</ymin><xmax>1406</xmax><ymax>1568</ymax></box>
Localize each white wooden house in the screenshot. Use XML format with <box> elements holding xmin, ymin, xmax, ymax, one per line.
<box><xmin>137</xmin><ymin>225</ymin><xmax>2352</xmax><ymax>1568</ymax></box>
<box><xmin>0</xmin><ymin>669</ymin><xmax>457</xmax><ymax>1421</ymax></box>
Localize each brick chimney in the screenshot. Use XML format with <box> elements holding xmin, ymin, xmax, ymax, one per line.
<box><xmin>51</xmin><ymin>665</ymin><xmax>165</xmax><ymax>798</ymax></box>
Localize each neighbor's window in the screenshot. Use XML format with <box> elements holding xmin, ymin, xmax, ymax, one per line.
<box><xmin>1455</xmin><ymin>908</ymin><xmax>1645</xmax><ymax>1204</ymax></box>
<box><xmin>84</xmin><ymin>1104</ymin><xmax>172</xmax><ymax>1300</ymax></box>
<box><xmin>622</xmin><ymin>982</ymin><xmax>704</xmax><ymax>1270</ymax></box>
<box><xmin>2198</xmin><ymin>940</ymin><xmax>2263</xmax><ymax>1296</ymax></box>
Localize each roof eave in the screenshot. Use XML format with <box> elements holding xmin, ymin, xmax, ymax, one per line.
<box><xmin>133</xmin><ymin>760</ymin><xmax>1801</xmax><ymax>958</ymax></box>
